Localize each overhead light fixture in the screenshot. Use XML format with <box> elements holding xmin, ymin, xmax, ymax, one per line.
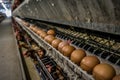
<box><xmin>0</xmin><ymin>0</ymin><xmax>2</xmax><ymax>3</ymax></box>
<box><xmin>1</xmin><ymin>2</ymin><xmax>11</xmax><ymax>17</ymax></box>
<box><xmin>1</xmin><ymin>2</ymin><xmax>8</xmax><ymax>10</ymax></box>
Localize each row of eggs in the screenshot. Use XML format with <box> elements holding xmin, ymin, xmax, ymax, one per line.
<box><xmin>24</xmin><ymin>23</ymin><xmax>120</xmax><ymax>80</ymax></box>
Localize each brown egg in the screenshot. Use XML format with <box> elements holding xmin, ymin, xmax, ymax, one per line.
<box><xmin>30</xmin><ymin>25</ymin><xmax>35</xmax><ymax>31</ymax></box>
<box><xmin>32</xmin><ymin>27</ymin><xmax>36</xmax><ymax>31</ymax></box>
<box><xmin>32</xmin><ymin>27</ymin><xmax>38</xmax><ymax>32</ymax></box>
<box><xmin>38</xmin><ymin>30</ymin><xmax>43</xmax><ymax>35</ymax></box>
<box><xmin>62</xmin><ymin>45</ymin><xmax>75</xmax><ymax>57</ymax></box>
<box><xmin>47</xmin><ymin>29</ymin><xmax>55</xmax><ymax>35</ymax></box>
<box><xmin>24</xmin><ymin>22</ymin><xmax>29</xmax><ymax>27</ymax></box>
<box><xmin>93</xmin><ymin>63</ymin><xmax>116</xmax><ymax>80</ymax></box>
<box><xmin>112</xmin><ymin>74</ymin><xmax>120</xmax><ymax>80</ymax></box>
<box><xmin>40</xmin><ymin>31</ymin><xmax>47</xmax><ymax>39</ymax></box>
<box><xmin>29</xmin><ymin>25</ymin><xmax>33</xmax><ymax>30</ymax></box>
<box><xmin>58</xmin><ymin>41</ymin><xmax>69</xmax><ymax>52</ymax></box>
<box><xmin>29</xmin><ymin>27</ymin><xmax>32</xmax><ymax>30</ymax></box>
<box><xmin>34</xmin><ymin>27</ymin><xmax>39</xmax><ymax>33</ymax></box>
<box><xmin>44</xmin><ymin>35</ymin><xmax>55</xmax><ymax>44</ymax></box>
<box><xmin>22</xmin><ymin>21</ymin><xmax>29</xmax><ymax>26</ymax></box>
<box><xmin>37</xmin><ymin>30</ymin><xmax>41</xmax><ymax>35</ymax></box>
<box><xmin>80</xmin><ymin>56</ymin><xmax>100</xmax><ymax>73</ymax></box>
<box><xmin>70</xmin><ymin>49</ymin><xmax>86</xmax><ymax>65</ymax></box>
<box><xmin>51</xmin><ymin>39</ymin><xmax>62</xmax><ymax>49</ymax></box>
<box><xmin>37</xmin><ymin>29</ymin><xmax>42</xmax><ymax>35</ymax></box>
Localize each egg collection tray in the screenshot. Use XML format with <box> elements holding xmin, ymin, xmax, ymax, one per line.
<box><xmin>27</xmin><ymin>19</ymin><xmax>120</xmax><ymax>65</ymax></box>
<box><xmin>30</xmin><ymin>20</ymin><xmax>120</xmax><ymax>68</ymax></box>
<box><xmin>15</xmin><ymin>17</ymin><xmax>120</xmax><ymax>80</ymax></box>
<box><xmin>28</xmin><ymin>18</ymin><xmax>120</xmax><ymax>71</ymax></box>
<box><xmin>15</xmin><ymin>17</ymin><xmax>94</xmax><ymax>80</ymax></box>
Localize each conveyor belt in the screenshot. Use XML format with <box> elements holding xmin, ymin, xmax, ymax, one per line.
<box><xmin>0</xmin><ymin>18</ymin><xmax>25</xmax><ymax>80</ymax></box>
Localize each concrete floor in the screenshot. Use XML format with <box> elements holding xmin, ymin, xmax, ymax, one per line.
<box><xmin>0</xmin><ymin>18</ymin><xmax>23</xmax><ymax>80</ymax></box>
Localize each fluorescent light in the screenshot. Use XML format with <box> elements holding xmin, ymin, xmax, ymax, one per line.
<box><xmin>1</xmin><ymin>2</ymin><xmax>11</xmax><ymax>17</ymax></box>
<box><xmin>0</xmin><ymin>0</ymin><xmax>2</xmax><ymax>3</ymax></box>
<box><xmin>1</xmin><ymin>2</ymin><xmax>8</xmax><ymax>10</ymax></box>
